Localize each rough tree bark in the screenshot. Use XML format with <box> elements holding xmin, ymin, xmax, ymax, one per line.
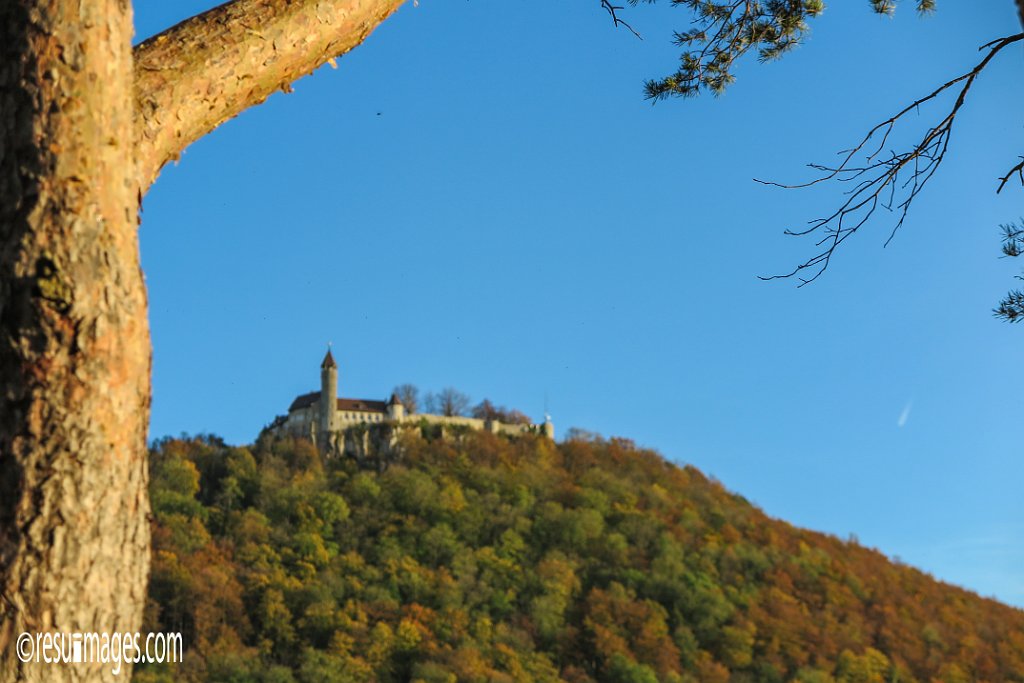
<box><xmin>0</xmin><ymin>1</ymin><xmax>151</xmax><ymax>682</ymax></box>
<box><xmin>0</xmin><ymin>0</ymin><xmax>401</xmax><ymax>680</ymax></box>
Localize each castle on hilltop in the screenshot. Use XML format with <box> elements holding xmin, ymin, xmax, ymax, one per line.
<box><xmin>267</xmin><ymin>348</ymin><xmax>554</xmax><ymax>457</ymax></box>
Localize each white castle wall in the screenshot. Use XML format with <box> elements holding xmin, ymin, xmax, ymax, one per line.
<box><xmin>273</xmin><ymin>352</ymin><xmax>555</xmax><ymax>452</ymax></box>
<box><xmin>284</xmin><ymin>404</ymin><xmax>544</xmax><ymax>435</ymax></box>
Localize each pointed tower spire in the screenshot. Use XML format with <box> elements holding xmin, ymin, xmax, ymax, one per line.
<box><xmin>321</xmin><ymin>342</ymin><xmax>337</xmax><ymax>369</ymax></box>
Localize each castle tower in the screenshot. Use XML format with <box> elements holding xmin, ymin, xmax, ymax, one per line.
<box><xmin>319</xmin><ymin>347</ymin><xmax>338</xmax><ymax>445</ymax></box>
<box><xmin>543</xmin><ymin>413</ymin><xmax>555</xmax><ymax>440</ymax></box>
<box><xmin>387</xmin><ymin>392</ymin><xmax>405</xmax><ymax>421</ymax></box>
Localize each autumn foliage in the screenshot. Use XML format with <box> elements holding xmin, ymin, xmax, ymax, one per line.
<box><xmin>137</xmin><ymin>431</ymin><xmax>1024</xmax><ymax>682</ymax></box>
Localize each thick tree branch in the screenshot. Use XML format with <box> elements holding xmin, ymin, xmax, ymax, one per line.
<box><xmin>134</xmin><ymin>0</ymin><xmax>405</xmax><ymax>191</ymax></box>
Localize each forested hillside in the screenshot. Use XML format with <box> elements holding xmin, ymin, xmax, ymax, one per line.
<box><xmin>136</xmin><ymin>430</ymin><xmax>1024</xmax><ymax>682</ymax></box>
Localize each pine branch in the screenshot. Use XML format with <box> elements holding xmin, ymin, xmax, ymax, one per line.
<box><xmin>643</xmin><ymin>1</ymin><xmax>826</xmax><ymax>99</ymax></box>
<box><xmin>995</xmin><ymin>219</ymin><xmax>1024</xmax><ymax>323</ymax></box>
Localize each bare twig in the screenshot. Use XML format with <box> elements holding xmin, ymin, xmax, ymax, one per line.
<box><xmin>758</xmin><ymin>32</ymin><xmax>1024</xmax><ymax>286</ymax></box>
<box><xmin>600</xmin><ymin>0</ymin><xmax>643</xmax><ymax>39</ymax></box>
<box><xmin>998</xmin><ymin>157</ymin><xmax>1024</xmax><ymax>193</ymax></box>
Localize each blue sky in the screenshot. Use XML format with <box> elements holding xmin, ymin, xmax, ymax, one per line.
<box><xmin>134</xmin><ymin>2</ymin><xmax>1024</xmax><ymax>607</ymax></box>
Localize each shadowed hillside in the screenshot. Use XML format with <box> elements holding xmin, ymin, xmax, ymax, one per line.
<box><xmin>136</xmin><ymin>430</ymin><xmax>1024</xmax><ymax>682</ymax></box>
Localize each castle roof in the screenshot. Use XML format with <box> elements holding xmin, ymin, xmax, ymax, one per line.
<box><xmin>338</xmin><ymin>398</ymin><xmax>388</xmax><ymax>413</ymax></box>
<box><xmin>321</xmin><ymin>348</ymin><xmax>337</xmax><ymax>369</ymax></box>
<box><xmin>388</xmin><ymin>393</ymin><xmax>401</xmax><ymax>406</ymax></box>
<box><xmin>288</xmin><ymin>391</ymin><xmax>387</xmax><ymax>414</ymax></box>
<box><xmin>289</xmin><ymin>392</ymin><xmax>320</xmax><ymax>412</ymax></box>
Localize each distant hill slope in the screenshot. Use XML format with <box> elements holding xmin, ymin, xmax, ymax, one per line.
<box><xmin>135</xmin><ymin>430</ymin><xmax>1024</xmax><ymax>683</ymax></box>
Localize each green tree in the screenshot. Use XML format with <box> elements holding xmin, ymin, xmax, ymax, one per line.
<box><xmin>606</xmin><ymin>652</ymin><xmax>660</xmax><ymax>683</ymax></box>
<box><xmin>835</xmin><ymin>648</ymin><xmax>893</xmax><ymax>683</ymax></box>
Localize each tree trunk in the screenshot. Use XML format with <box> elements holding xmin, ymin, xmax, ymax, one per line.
<box><xmin>0</xmin><ymin>0</ymin><xmax>151</xmax><ymax>681</ymax></box>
